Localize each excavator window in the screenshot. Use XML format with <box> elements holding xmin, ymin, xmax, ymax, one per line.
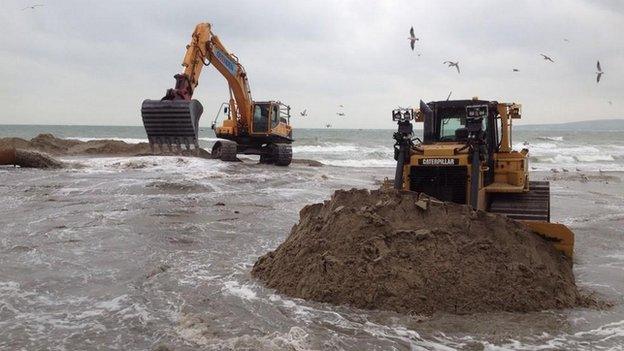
<box><xmin>495</xmin><ymin>116</ymin><xmax>501</xmax><ymax>150</ymax></box>
<box><xmin>253</xmin><ymin>104</ymin><xmax>270</xmax><ymax>133</ymax></box>
<box><xmin>271</xmin><ymin>104</ymin><xmax>279</xmax><ymax>128</ymax></box>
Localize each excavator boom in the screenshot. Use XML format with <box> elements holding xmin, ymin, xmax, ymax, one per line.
<box><xmin>141</xmin><ymin>23</ymin><xmax>253</xmax><ymax>151</ymax></box>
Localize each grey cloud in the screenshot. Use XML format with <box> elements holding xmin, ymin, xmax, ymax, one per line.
<box><xmin>0</xmin><ymin>0</ymin><xmax>622</xmax><ymax>129</ymax></box>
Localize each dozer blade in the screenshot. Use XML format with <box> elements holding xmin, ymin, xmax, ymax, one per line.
<box><xmin>141</xmin><ymin>99</ymin><xmax>203</xmax><ymax>152</ymax></box>
<box><xmin>521</xmin><ymin>221</ymin><xmax>574</xmax><ymax>258</ymax></box>
<box><xmin>489</xmin><ymin>181</ymin><xmax>574</xmax><ymax>257</ymax></box>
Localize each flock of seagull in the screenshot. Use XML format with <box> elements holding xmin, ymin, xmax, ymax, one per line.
<box><xmin>409</xmin><ymin>26</ymin><xmax>606</xmax><ymax>84</ymax></box>
<box><xmin>300</xmin><ymin>105</ymin><xmax>346</xmax><ymax>128</ymax></box>
<box><xmin>303</xmin><ymin>26</ymin><xmax>610</xmax><ymax>127</ymax></box>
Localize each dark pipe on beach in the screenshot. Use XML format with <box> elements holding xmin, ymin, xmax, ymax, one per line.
<box><xmin>0</xmin><ymin>148</ymin><xmax>16</xmax><ymax>166</ymax></box>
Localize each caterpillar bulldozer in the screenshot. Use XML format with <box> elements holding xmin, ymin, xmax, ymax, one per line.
<box><xmin>141</xmin><ymin>23</ymin><xmax>293</xmax><ymax>166</ymax></box>
<box><xmin>392</xmin><ymin>98</ymin><xmax>574</xmax><ymax>257</ymax></box>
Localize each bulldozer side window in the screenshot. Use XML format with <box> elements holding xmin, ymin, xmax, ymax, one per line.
<box><xmin>253</xmin><ymin>105</ymin><xmax>269</xmax><ymax>133</ymax></box>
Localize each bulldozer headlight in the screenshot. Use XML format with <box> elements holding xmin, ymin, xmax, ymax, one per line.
<box><xmin>392</xmin><ymin>108</ymin><xmax>414</xmax><ymax>122</ymax></box>
<box><xmin>466</xmin><ymin>104</ymin><xmax>488</xmax><ymax>133</ymax></box>
<box><xmin>466</xmin><ymin>104</ymin><xmax>488</xmax><ymax>118</ymax></box>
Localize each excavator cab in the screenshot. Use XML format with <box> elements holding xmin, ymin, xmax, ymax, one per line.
<box><xmin>214</xmin><ymin>100</ymin><xmax>291</xmax><ymax>141</ymax></box>
<box><xmin>211</xmin><ymin>99</ymin><xmax>292</xmax><ymax>165</ymax></box>
<box><xmin>250</xmin><ymin>101</ymin><xmax>291</xmax><ymax>137</ymax></box>
<box><xmin>252</xmin><ymin>103</ymin><xmax>271</xmax><ymax>133</ymax></box>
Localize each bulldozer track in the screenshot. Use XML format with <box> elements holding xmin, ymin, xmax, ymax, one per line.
<box><xmin>488</xmin><ymin>181</ymin><xmax>550</xmax><ymax>222</ymax></box>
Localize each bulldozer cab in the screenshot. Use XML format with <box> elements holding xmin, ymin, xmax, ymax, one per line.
<box><xmin>423</xmin><ymin>100</ymin><xmax>498</xmax><ymax>148</ymax></box>
<box><xmin>421</xmin><ymin>100</ymin><xmax>503</xmax><ymax>185</ymax></box>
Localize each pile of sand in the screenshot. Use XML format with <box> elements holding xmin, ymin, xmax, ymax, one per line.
<box><xmin>0</xmin><ymin>134</ymin><xmax>211</xmax><ymax>158</ymax></box>
<box><xmin>252</xmin><ymin>188</ymin><xmax>594</xmax><ymax>315</ymax></box>
<box><xmin>0</xmin><ymin>148</ymin><xmax>64</xmax><ymax>169</ymax></box>
<box><xmin>14</xmin><ymin>149</ymin><xmax>65</xmax><ymax>168</ymax></box>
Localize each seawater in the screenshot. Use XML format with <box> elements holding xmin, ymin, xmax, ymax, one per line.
<box><xmin>0</xmin><ymin>124</ymin><xmax>623</xmax><ymax>350</ymax></box>
<box><xmin>2</xmin><ymin>124</ymin><xmax>624</xmax><ymax>171</ymax></box>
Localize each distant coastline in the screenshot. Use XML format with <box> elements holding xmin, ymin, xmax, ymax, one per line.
<box><xmin>1</xmin><ymin>118</ymin><xmax>623</xmax><ymax>131</ymax></box>
<box><xmin>516</xmin><ymin>119</ymin><xmax>624</xmax><ymax>131</ymax></box>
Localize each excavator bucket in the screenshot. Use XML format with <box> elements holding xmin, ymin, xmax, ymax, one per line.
<box><xmin>141</xmin><ymin>99</ymin><xmax>203</xmax><ymax>151</ymax></box>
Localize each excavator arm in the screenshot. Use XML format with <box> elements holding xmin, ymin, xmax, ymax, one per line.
<box><xmin>141</xmin><ymin>23</ymin><xmax>253</xmax><ymax>150</ymax></box>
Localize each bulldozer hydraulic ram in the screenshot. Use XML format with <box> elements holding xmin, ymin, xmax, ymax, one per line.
<box><xmin>392</xmin><ymin>108</ymin><xmax>415</xmax><ymax>189</ymax></box>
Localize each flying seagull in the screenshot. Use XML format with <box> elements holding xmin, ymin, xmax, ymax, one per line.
<box><xmin>21</xmin><ymin>4</ymin><xmax>44</xmax><ymax>10</ymax></box>
<box><xmin>443</xmin><ymin>61</ymin><xmax>460</xmax><ymax>74</ymax></box>
<box><xmin>596</xmin><ymin>60</ymin><xmax>604</xmax><ymax>83</ymax></box>
<box><xmin>336</xmin><ymin>112</ymin><xmax>345</xmax><ymax>117</ymax></box>
<box><xmin>408</xmin><ymin>27</ymin><xmax>419</xmax><ymax>51</ymax></box>
<box><xmin>540</xmin><ymin>54</ymin><xmax>554</xmax><ymax>62</ymax></box>
<box><xmin>300</xmin><ymin>109</ymin><xmax>307</xmax><ymax>117</ymax></box>
<box><xmin>338</xmin><ymin>104</ymin><xmax>344</xmax><ymax>108</ymax></box>
<box><xmin>512</xmin><ymin>68</ymin><xmax>519</xmax><ymax>72</ymax></box>
<box><xmin>446</xmin><ymin>91</ymin><xmax>452</xmax><ymax>101</ymax></box>
<box><xmin>325</xmin><ymin>124</ymin><xmax>332</xmax><ymax>128</ymax></box>
<box><xmin>563</xmin><ymin>38</ymin><xmax>570</xmax><ymax>42</ymax></box>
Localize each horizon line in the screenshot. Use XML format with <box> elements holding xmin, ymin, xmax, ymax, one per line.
<box><xmin>0</xmin><ymin>118</ymin><xmax>622</xmax><ymax>129</ymax></box>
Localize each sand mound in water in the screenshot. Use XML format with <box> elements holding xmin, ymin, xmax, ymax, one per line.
<box><xmin>15</xmin><ymin>149</ymin><xmax>65</xmax><ymax>168</ymax></box>
<box><xmin>0</xmin><ymin>148</ymin><xmax>64</xmax><ymax>169</ymax></box>
<box><xmin>0</xmin><ymin>134</ymin><xmax>211</xmax><ymax>158</ymax></box>
<box><xmin>0</xmin><ymin>134</ymin><xmax>322</xmax><ymax>165</ymax></box>
<box><xmin>252</xmin><ymin>188</ymin><xmax>594</xmax><ymax>315</ymax></box>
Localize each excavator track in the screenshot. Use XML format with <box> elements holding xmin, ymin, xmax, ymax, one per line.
<box><xmin>488</xmin><ymin>181</ymin><xmax>550</xmax><ymax>222</ymax></box>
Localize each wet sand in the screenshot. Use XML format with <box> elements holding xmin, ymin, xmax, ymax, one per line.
<box><xmin>0</xmin><ymin>141</ymin><xmax>622</xmax><ymax>349</ymax></box>
<box><xmin>0</xmin><ymin>133</ymin><xmax>212</xmax><ymax>159</ymax></box>
<box><xmin>253</xmin><ymin>187</ymin><xmax>594</xmax><ymax>315</ymax></box>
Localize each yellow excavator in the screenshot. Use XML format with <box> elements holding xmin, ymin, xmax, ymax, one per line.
<box><xmin>141</xmin><ymin>23</ymin><xmax>293</xmax><ymax>166</ymax></box>
<box><xmin>392</xmin><ymin>98</ymin><xmax>574</xmax><ymax>257</ymax></box>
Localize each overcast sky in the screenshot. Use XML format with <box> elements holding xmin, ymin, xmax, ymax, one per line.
<box><xmin>1</xmin><ymin>0</ymin><xmax>622</xmax><ymax>129</ymax></box>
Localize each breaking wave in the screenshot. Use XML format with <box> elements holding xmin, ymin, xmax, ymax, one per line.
<box><xmin>536</xmin><ymin>136</ymin><xmax>564</xmax><ymax>141</ymax></box>
<box><xmin>518</xmin><ymin>141</ymin><xmax>624</xmax><ymax>171</ymax></box>
<box><xmin>70</xmin><ymin>136</ymin><xmax>220</xmax><ymax>144</ymax></box>
<box><xmin>56</xmin><ymin>132</ymin><xmax>624</xmax><ymax>172</ymax></box>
